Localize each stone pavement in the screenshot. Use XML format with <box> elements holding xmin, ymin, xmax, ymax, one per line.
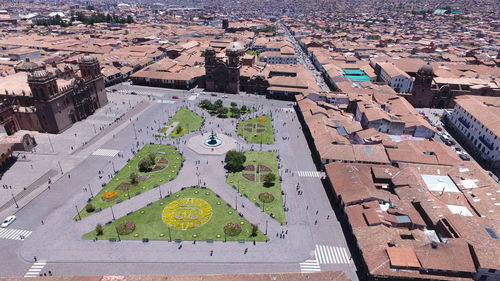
<box><xmin>3</xmin><ymin>87</ymin><xmax>357</xmax><ymax>280</ymax></box>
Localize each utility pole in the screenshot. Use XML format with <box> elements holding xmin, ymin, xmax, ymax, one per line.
<box><xmin>110</xmin><ymin>205</ymin><xmax>116</xmax><ymax>221</ymax></box>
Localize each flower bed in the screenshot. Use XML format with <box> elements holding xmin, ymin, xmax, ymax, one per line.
<box><xmin>116</xmin><ymin>221</ymin><xmax>136</xmax><ymax>235</ymax></box>
<box><xmin>224</xmin><ymin>222</ymin><xmax>242</xmax><ymax>236</ymax></box>
<box><xmin>117</xmin><ymin>182</ymin><xmax>135</xmax><ymax>191</ymax></box>
<box><xmin>102</xmin><ymin>191</ymin><xmax>118</xmax><ymax>202</ymax></box>
<box><xmin>259</xmin><ymin>192</ymin><xmax>275</xmax><ymax>203</ymax></box>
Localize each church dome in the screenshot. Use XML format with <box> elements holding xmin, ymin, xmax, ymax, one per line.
<box><xmin>418</xmin><ymin>63</ymin><xmax>434</xmax><ymax>76</ymax></box>
<box><xmin>15</xmin><ymin>58</ymin><xmax>42</xmax><ymax>72</ymax></box>
<box><xmin>80</xmin><ymin>55</ymin><xmax>98</xmax><ymax>63</ymax></box>
<box><xmin>30</xmin><ymin>70</ymin><xmax>52</xmax><ymax>79</ymax></box>
<box><xmin>226</xmin><ymin>41</ymin><xmax>244</xmax><ymax>53</ymax></box>
<box><xmin>205</xmin><ymin>46</ymin><xmax>216</xmax><ymax>55</ymax></box>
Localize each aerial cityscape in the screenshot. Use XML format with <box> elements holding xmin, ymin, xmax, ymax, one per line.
<box><xmin>0</xmin><ymin>1</ymin><xmax>498</xmax><ymax>281</ymax></box>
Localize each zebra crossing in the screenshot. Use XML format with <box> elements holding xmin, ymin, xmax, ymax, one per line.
<box><xmin>297</xmin><ymin>170</ymin><xmax>326</xmax><ymax>178</ymax></box>
<box><xmin>156</xmin><ymin>99</ymin><xmax>176</xmax><ymax>104</ymax></box>
<box><xmin>24</xmin><ymin>260</ymin><xmax>47</xmax><ymax>278</ymax></box>
<box><xmin>299</xmin><ymin>255</ymin><xmax>321</xmax><ymax>273</ymax></box>
<box><xmin>0</xmin><ymin>228</ymin><xmax>32</xmax><ymax>241</ymax></box>
<box><xmin>92</xmin><ymin>148</ymin><xmax>120</xmax><ymax>157</ymax></box>
<box><xmin>187</xmin><ymin>94</ymin><xmax>198</xmax><ymax>101</ymax></box>
<box><xmin>315</xmin><ymin>244</ymin><xmax>350</xmax><ymax>264</ymax></box>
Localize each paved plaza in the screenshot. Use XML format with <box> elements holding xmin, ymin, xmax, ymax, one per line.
<box><xmin>0</xmin><ymin>84</ymin><xmax>358</xmax><ymax>280</ymax></box>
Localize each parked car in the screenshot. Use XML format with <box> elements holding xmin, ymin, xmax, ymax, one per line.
<box><xmin>444</xmin><ymin>140</ymin><xmax>453</xmax><ymax>146</ymax></box>
<box><xmin>222</xmin><ymin>95</ymin><xmax>228</xmax><ymax>98</ymax></box>
<box><xmin>211</xmin><ymin>93</ymin><xmax>218</xmax><ymax>97</ymax></box>
<box><xmin>172</xmin><ymin>96</ymin><xmax>179</xmax><ymax>99</ymax></box>
<box><xmin>459</xmin><ymin>154</ymin><xmax>471</xmax><ymax>161</ymax></box>
<box><xmin>440</xmin><ymin>135</ymin><xmax>450</xmax><ymax>142</ymax></box>
<box><xmin>436</xmin><ymin>127</ymin><xmax>443</xmax><ymax>131</ymax></box>
<box><xmin>1</xmin><ymin>215</ymin><xmax>16</xmax><ymax>228</ymax></box>
<box><xmin>449</xmin><ymin>140</ymin><xmax>456</xmax><ymax>145</ymax></box>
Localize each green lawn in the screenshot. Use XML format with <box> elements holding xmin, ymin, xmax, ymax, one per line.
<box><xmin>226</xmin><ymin>151</ymin><xmax>285</xmax><ymax>224</ymax></box>
<box><xmin>79</xmin><ymin>144</ymin><xmax>183</xmax><ymax>219</ymax></box>
<box><xmin>237</xmin><ymin>115</ymin><xmax>275</xmax><ymax>144</ymax></box>
<box><xmin>83</xmin><ymin>187</ymin><xmax>268</xmax><ymax>242</ymax></box>
<box><xmin>158</xmin><ymin>107</ymin><xmax>203</xmax><ymax>138</ymax></box>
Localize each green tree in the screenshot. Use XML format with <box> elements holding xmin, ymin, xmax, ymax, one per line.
<box><xmin>251</xmin><ymin>224</ymin><xmax>258</xmax><ymax>237</ymax></box>
<box><xmin>263</xmin><ymin>173</ymin><xmax>276</xmax><ymax>187</ymax></box>
<box><xmin>138</xmin><ymin>158</ymin><xmax>153</xmax><ymax>172</ymax></box>
<box><xmin>225</xmin><ymin>150</ymin><xmax>246</xmax><ymax>172</ymax></box>
<box><xmin>230</xmin><ymin>107</ymin><xmax>240</xmax><ymax>116</ymax></box>
<box><xmin>214</xmin><ymin>99</ymin><xmax>223</xmax><ymax>108</ymax></box>
<box><xmin>95</xmin><ymin>224</ymin><xmax>104</xmax><ymax>235</ymax></box>
<box><xmin>129</xmin><ymin>172</ymin><xmax>139</xmax><ymax>184</ymax></box>
<box><xmin>217</xmin><ymin>107</ymin><xmax>229</xmax><ymax>116</ymax></box>
<box><xmin>147</xmin><ymin>152</ymin><xmax>156</xmax><ymax>165</ymax></box>
<box><xmin>199</xmin><ymin>99</ymin><xmax>212</xmax><ymax>109</ymax></box>
<box><xmin>241</xmin><ymin>105</ymin><xmax>248</xmax><ymax>112</ymax></box>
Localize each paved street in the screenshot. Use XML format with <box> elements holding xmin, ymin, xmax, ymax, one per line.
<box><xmin>0</xmin><ymin>84</ymin><xmax>357</xmax><ymax>280</ymax></box>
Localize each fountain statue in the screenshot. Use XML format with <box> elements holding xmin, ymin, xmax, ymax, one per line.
<box><xmin>204</xmin><ymin>130</ymin><xmax>222</xmax><ymax>147</ymax></box>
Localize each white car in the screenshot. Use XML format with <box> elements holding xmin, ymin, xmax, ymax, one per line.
<box><xmin>1</xmin><ymin>215</ymin><xmax>15</xmax><ymax>228</ymax></box>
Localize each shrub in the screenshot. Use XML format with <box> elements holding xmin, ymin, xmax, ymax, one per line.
<box><xmin>85</xmin><ymin>203</ymin><xmax>95</xmax><ymax>213</ymax></box>
<box><xmin>138</xmin><ymin>158</ymin><xmax>153</xmax><ymax>172</ymax></box>
<box><xmin>95</xmin><ymin>224</ymin><xmax>104</xmax><ymax>235</ymax></box>
<box><xmin>129</xmin><ymin>172</ymin><xmax>139</xmax><ymax>184</ymax></box>
<box><xmin>241</xmin><ymin>105</ymin><xmax>248</xmax><ymax>112</ymax></box>
<box><xmin>174</xmin><ymin>125</ymin><xmax>183</xmax><ymax>135</ymax></box>
<box><xmin>147</xmin><ymin>152</ymin><xmax>156</xmax><ymax>164</ymax></box>
<box><xmin>263</xmin><ymin>173</ymin><xmax>276</xmax><ymax>187</ymax></box>
<box><xmin>214</xmin><ymin>99</ymin><xmax>223</xmax><ymax>108</ymax></box>
<box><xmin>116</xmin><ymin>221</ymin><xmax>136</xmax><ymax>235</ymax></box>
<box><xmin>251</xmin><ymin>224</ymin><xmax>258</xmax><ymax>237</ymax></box>
<box><xmin>224</xmin><ymin>222</ymin><xmax>242</xmax><ymax>236</ymax></box>
<box><xmin>199</xmin><ymin>99</ymin><xmax>212</xmax><ymax>109</ymax></box>
<box><xmin>230</xmin><ymin>102</ymin><xmax>237</xmax><ymax>107</ymax></box>
<box><xmin>259</xmin><ymin>192</ymin><xmax>275</xmax><ymax>203</ymax></box>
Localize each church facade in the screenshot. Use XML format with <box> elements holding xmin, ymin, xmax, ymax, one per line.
<box><xmin>0</xmin><ymin>55</ymin><xmax>107</xmax><ymax>134</ymax></box>
<box><xmin>204</xmin><ymin>42</ymin><xmax>244</xmax><ymax>94</ymax></box>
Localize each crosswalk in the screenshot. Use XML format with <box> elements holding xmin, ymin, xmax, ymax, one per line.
<box><xmin>297</xmin><ymin>170</ymin><xmax>326</xmax><ymax>178</ymax></box>
<box><xmin>24</xmin><ymin>260</ymin><xmax>47</xmax><ymax>278</ymax></box>
<box><xmin>92</xmin><ymin>148</ymin><xmax>120</xmax><ymax>157</ymax></box>
<box><xmin>187</xmin><ymin>94</ymin><xmax>198</xmax><ymax>101</ymax></box>
<box><xmin>0</xmin><ymin>227</ymin><xmax>32</xmax><ymax>241</ymax></box>
<box><xmin>315</xmin><ymin>244</ymin><xmax>350</xmax><ymax>264</ymax></box>
<box><xmin>156</xmin><ymin>99</ymin><xmax>176</xmax><ymax>104</ymax></box>
<box><xmin>299</xmin><ymin>255</ymin><xmax>321</xmax><ymax>273</ymax></box>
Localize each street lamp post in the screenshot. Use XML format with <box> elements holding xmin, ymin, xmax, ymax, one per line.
<box><xmin>88</xmin><ymin>183</ymin><xmax>94</xmax><ymax>198</ymax></box>
<box><xmin>133</xmin><ymin>123</ymin><xmax>138</xmax><ymax>139</ymax></box>
<box><xmin>75</xmin><ymin>205</ymin><xmax>81</xmax><ymax>221</ymax></box>
<box><xmin>115</xmin><ymin>225</ymin><xmax>121</xmax><ymax>241</ymax></box>
<box><xmin>265</xmin><ymin>220</ymin><xmax>268</xmax><ymax>235</ymax></box>
<box><xmin>58</xmin><ymin>161</ymin><xmax>63</xmax><ymax>174</ymax></box>
<box><xmin>235</xmin><ymin>195</ymin><xmax>238</xmax><ymax>211</ymax></box>
<box><xmin>157</xmin><ymin>185</ymin><xmax>162</xmax><ymax>199</ymax></box>
<box><xmin>11</xmin><ymin>192</ymin><xmax>18</xmax><ymax>208</ymax></box>
<box><xmin>110</xmin><ymin>205</ymin><xmax>116</xmax><ymax>221</ymax></box>
<box><xmin>168</xmin><ymin>227</ymin><xmax>172</xmax><ymax>242</ymax></box>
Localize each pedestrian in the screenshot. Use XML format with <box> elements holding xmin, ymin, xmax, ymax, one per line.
<box><xmin>315</xmin><ymin>220</ymin><xmax>318</xmax><ymax>225</ymax></box>
<box><xmin>244</xmin><ymin>248</ymin><xmax>248</xmax><ymax>254</ymax></box>
<box><xmin>210</xmin><ymin>250</ymin><xmax>213</xmax><ymax>256</ymax></box>
<box><xmin>316</xmin><ymin>210</ymin><xmax>319</xmax><ymax>215</ymax></box>
<box><xmin>34</xmin><ymin>256</ymin><xmax>37</xmax><ymax>262</ymax></box>
<box><xmin>327</xmin><ymin>215</ymin><xmax>330</xmax><ymax>220</ymax></box>
<box><xmin>48</xmin><ymin>271</ymin><xmax>52</xmax><ymax>276</ymax></box>
<box><xmin>41</xmin><ymin>220</ymin><xmax>44</xmax><ymax>225</ymax></box>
